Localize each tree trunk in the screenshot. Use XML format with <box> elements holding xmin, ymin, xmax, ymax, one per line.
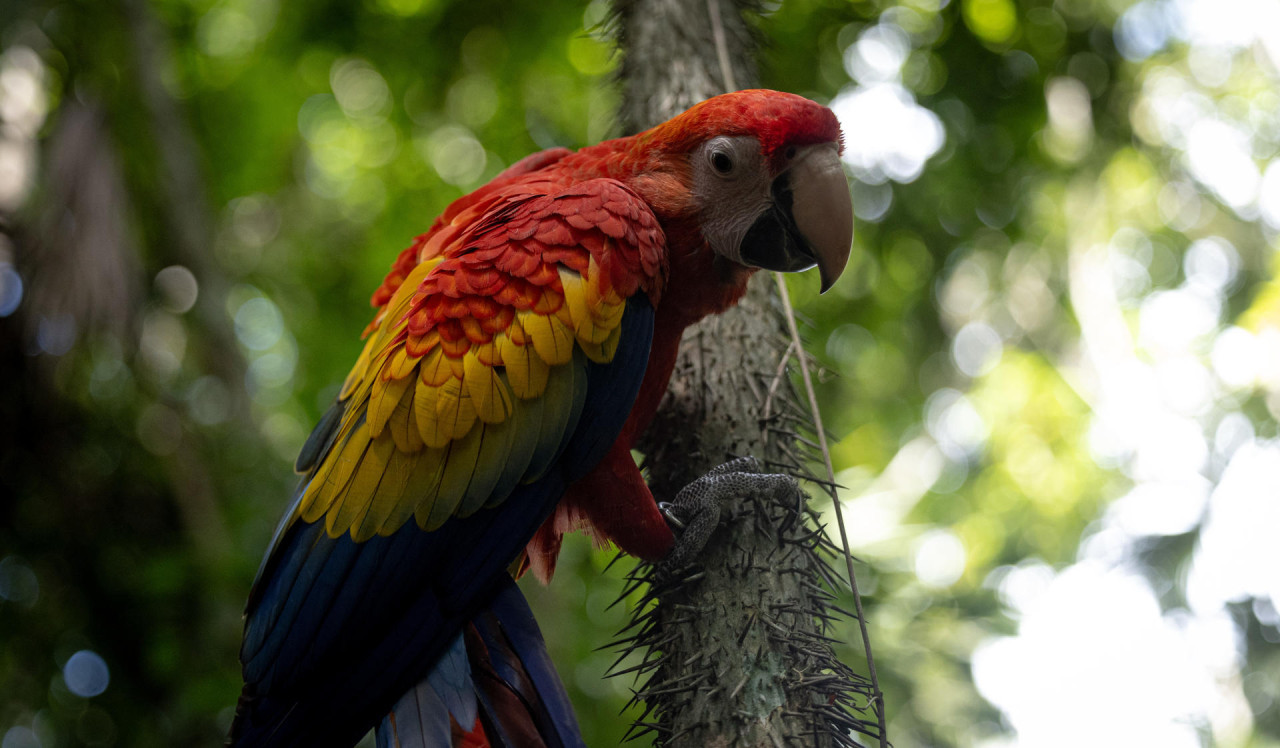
<box><xmin>611</xmin><ymin>1</ymin><xmax>882</xmax><ymax>746</ymax></box>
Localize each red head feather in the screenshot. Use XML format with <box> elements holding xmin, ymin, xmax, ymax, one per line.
<box><xmin>638</xmin><ymin>89</ymin><xmax>844</xmax><ymax>172</ymax></box>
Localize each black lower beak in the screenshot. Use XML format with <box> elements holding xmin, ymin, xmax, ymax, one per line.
<box><xmin>739</xmin><ymin>177</ymin><xmax>817</xmax><ymax>275</ymax></box>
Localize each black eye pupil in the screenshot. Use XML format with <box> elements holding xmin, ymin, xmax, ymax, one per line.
<box><xmin>785</xmin><ymin>146</ymin><xmax>797</xmax><ymax>159</ymax></box>
<box><xmin>712</xmin><ymin>151</ymin><xmax>733</xmax><ymax>174</ymax></box>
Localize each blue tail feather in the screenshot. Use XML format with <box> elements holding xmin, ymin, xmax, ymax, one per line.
<box><xmin>479</xmin><ymin>583</ymin><xmax>585</xmax><ymax>748</ymax></box>
<box><xmin>427</xmin><ymin>634</ymin><xmax>478</xmax><ymax>733</ymax></box>
<box><xmin>374</xmin><ymin>578</ymin><xmax>584</xmax><ymax>748</ymax></box>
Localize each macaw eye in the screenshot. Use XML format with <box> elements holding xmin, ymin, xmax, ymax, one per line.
<box><xmin>710</xmin><ymin>150</ymin><xmax>734</xmax><ymax>175</ymax></box>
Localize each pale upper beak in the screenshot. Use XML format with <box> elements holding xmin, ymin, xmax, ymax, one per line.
<box><xmin>788</xmin><ymin>144</ymin><xmax>853</xmax><ymax>293</ymax></box>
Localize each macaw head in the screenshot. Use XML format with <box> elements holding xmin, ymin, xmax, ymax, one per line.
<box><xmin>641</xmin><ymin>89</ymin><xmax>853</xmax><ymax>293</ymax></box>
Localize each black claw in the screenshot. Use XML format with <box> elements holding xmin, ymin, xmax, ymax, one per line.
<box><xmin>658</xmin><ymin>501</ymin><xmax>685</xmax><ymax>530</ymax></box>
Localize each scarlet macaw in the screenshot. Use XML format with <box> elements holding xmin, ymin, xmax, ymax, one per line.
<box><xmin>230</xmin><ymin>89</ymin><xmax>852</xmax><ymax>747</ymax></box>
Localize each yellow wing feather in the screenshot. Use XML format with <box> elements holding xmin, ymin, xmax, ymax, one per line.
<box><xmin>300</xmin><ymin>420</ymin><xmax>370</xmax><ymax>524</ymax></box>
<box><xmin>580</xmin><ymin>321</ymin><xmax>623</xmax><ymax>364</ymax></box>
<box><xmin>369</xmin><ymin>365</ymin><xmax>414</xmax><ymax>437</ymax></box>
<box><xmin>518</xmin><ymin>309</ymin><xmax>575</xmax><ymax>366</ymax></box>
<box><xmin>414</xmin><ymin>376</ymin><xmax>448</xmax><ymax>449</ymax></box>
<box><xmin>301</xmin><ymin>203</ymin><xmax>650</xmax><ymax>541</ymax></box>
<box><xmin>495</xmin><ymin>328</ymin><xmax>549</xmax><ymax>399</ymax></box>
<box><xmin>386</xmin><ymin>385</ymin><xmax>423</xmax><ymax>453</ymax></box>
<box><xmin>340</xmin><ymin>337</ymin><xmax>378</xmax><ymax>401</ymax></box>
<box><xmin>434</xmin><ymin>377</ymin><xmax>478</xmax><ymax>443</ymax></box>
<box><xmin>353</xmin><ymin>446</ymin><xmax>416</xmax><ymax>542</ymax></box>
<box><xmin>418</xmin><ymin>348</ymin><xmax>452</xmax><ymax>387</ymax></box>
<box><xmin>458</xmin><ymin>420</ymin><xmax>513</xmax><ymax>517</ymax></box>
<box><xmin>464</xmin><ymin>351</ymin><xmax>514</xmax><ymax>424</ymax></box>
<box><xmin>326</xmin><ymin>431</ymin><xmax>395</xmax><ymax>537</ymax></box>
<box><xmin>386</xmin><ymin>446</ymin><xmax>447</xmax><ymax>534</ymax></box>
<box><xmin>419</xmin><ymin>431</ymin><xmax>477</xmax><ymax>530</ymax></box>
<box><xmin>387</xmin><ymin>345</ymin><xmax>418</xmax><ymax>380</ymax></box>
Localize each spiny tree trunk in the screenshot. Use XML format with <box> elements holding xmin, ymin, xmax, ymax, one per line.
<box><xmin>611</xmin><ymin>1</ymin><xmax>882</xmax><ymax>746</ymax></box>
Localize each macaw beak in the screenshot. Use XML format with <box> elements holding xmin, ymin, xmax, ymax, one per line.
<box><xmin>738</xmin><ymin>144</ymin><xmax>853</xmax><ymax>293</ymax></box>
<box><xmin>788</xmin><ymin>144</ymin><xmax>853</xmax><ymax>293</ymax></box>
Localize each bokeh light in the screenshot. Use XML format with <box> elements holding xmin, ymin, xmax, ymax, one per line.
<box><xmin>154</xmin><ymin>266</ymin><xmax>199</xmax><ymax>314</ymax></box>
<box><xmin>62</xmin><ymin>651</ymin><xmax>109</xmax><ymax>699</ymax></box>
<box><xmin>0</xmin><ymin>556</ymin><xmax>38</xmax><ymax>606</ymax></box>
<box><xmin>0</xmin><ymin>263</ymin><xmax>22</xmax><ymax>317</ymax></box>
<box><xmin>973</xmin><ymin>562</ymin><xmax>1223</xmax><ymax>748</ymax></box>
<box><xmin>914</xmin><ymin>529</ymin><xmax>966</xmax><ymax>588</ymax></box>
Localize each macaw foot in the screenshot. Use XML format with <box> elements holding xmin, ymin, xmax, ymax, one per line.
<box><xmin>656</xmin><ymin>456</ymin><xmax>803</xmax><ymax>575</ymax></box>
